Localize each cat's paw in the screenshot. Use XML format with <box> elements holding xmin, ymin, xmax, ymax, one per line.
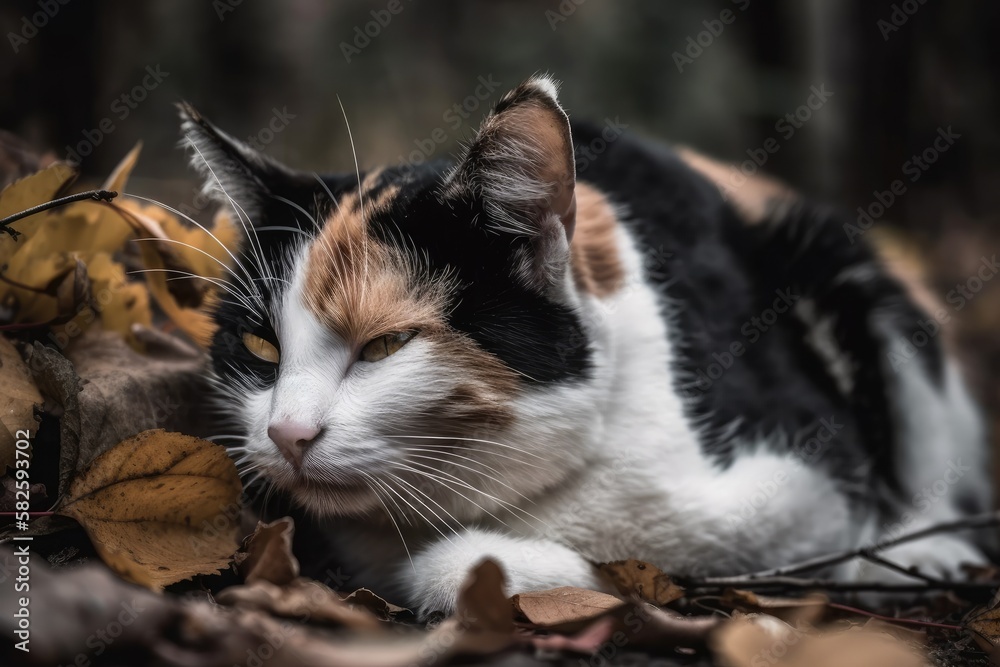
<box><xmin>403</xmin><ymin>529</ymin><xmax>604</xmax><ymax>619</ymax></box>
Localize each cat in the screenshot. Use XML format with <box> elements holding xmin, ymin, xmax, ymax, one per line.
<box><xmin>181</xmin><ymin>75</ymin><xmax>992</xmax><ymax>616</ymax></box>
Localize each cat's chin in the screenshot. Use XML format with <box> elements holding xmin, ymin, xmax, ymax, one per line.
<box><xmin>284</xmin><ymin>475</ymin><xmax>382</xmax><ymax>516</ymax></box>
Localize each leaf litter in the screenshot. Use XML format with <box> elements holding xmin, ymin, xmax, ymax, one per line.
<box><xmin>0</xmin><ymin>139</ymin><xmax>997</xmax><ymax>667</ymax></box>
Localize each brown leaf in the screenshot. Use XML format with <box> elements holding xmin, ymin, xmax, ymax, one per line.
<box><xmin>53</xmin><ymin>429</ymin><xmax>242</xmax><ymax>589</ymax></box>
<box><xmin>966</xmin><ymin>600</ymin><xmax>1000</xmax><ymax>653</ymax></box>
<box><xmin>721</xmin><ymin>589</ymin><xmax>827</xmax><ymax>624</ymax></box>
<box><xmin>512</xmin><ymin>586</ymin><xmax>625</xmax><ymax>628</ymax></box>
<box><xmin>28</xmin><ymin>329</ymin><xmax>210</xmax><ymax>497</ymax></box>
<box><xmin>456</xmin><ymin>558</ymin><xmax>513</xmax><ymax>635</ymax></box>
<box><xmin>428</xmin><ymin>559</ymin><xmax>515</xmax><ymax>658</ymax></box>
<box><xmin>712</xmin><ymin>617</ymin><xmax>927</xmax><ymax>667</ymax></box>
<box><xmin>239</xmin><ymin>516</ymin><xmax>300</xmax><ymax>586</ymax></box>
<box><xmin>341</xmin><ymin>588</ymin><xmax>412</xmax><ymax>622</ymax></box>
<box><xmin>0</xmin><ymin>336</ymin><xmax>41</xmax><ymax>472</ymax></box>
<box><xmin>217</xmin><ymin>578</ymin><xmax>382</xmax><ymax>631</ymax></box>
<box><xmin>24</xmin><ymin>340</ymin><xmax>81</xmax><ymax>497</ymax></box>
<box><xmin>598</xmin><ymin>558</ymin><xmax>685</xmax><ymax>605</ymax></box>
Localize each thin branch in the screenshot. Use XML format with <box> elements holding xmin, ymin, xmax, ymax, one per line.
<box><xmin>859</xmin><ymin>553</ymin><xmax>943</xmax><ymax>584</ymax></box>
<box><xmin>0</xmin><ymin>189</ymin><xmax>118</xmax><ymax>238</ymax></box>
<box><xmin>682</xmin><ymin>576</ymin><xmax>999</xmax><ymax>595</ymax></box>
<box><xmin>701</xmin><ymin>509</ymin><xmax>1000</xmax><ymax>585</ymax></box>
<box><xmin>826</xmin><ymin>602</ymin><xmax>964</xmax><ymax>632</ymax></box>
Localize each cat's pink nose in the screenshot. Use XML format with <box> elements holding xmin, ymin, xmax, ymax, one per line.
<box><xmin>268</xmin><ymin>421</ymin><xmax>321</xmax><ymax>470</ymax></box>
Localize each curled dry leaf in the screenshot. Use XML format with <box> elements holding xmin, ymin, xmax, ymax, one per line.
<box><xmin>217</xmin><ymin>578</ymin><xmax>383</xmax><ymax>631</ymax></box>
<box><xmin>53</xmin><ymin>429</ymin><xmax>242</xmax><ymax>589</ymax></box>
<box><xmin>512</xmin><ymin>586</ymin><xmax>625</xmax><ymax>628</ymax></box>
<box><xmin>712</xmin><ymin>616</ymin><xmax>927</xmax><ymax>667</ymax></box>
<box><xmin>1</xmin><ymin>145</ymin><xmax>237</xmax><ymax>347</ymax></box>
<box><xmin>721</xmin><ymin>588</ymin><xmax>827</xmax><ymax>624</ymax></box>
<box><xmin>598</xmin><ymin>558</ymin><xmax>685</xmax><ymax>606</ymax></box>
<box><xmin>966</xmin><ymin>599</ymin><xmax>1000</xmax><ymax>654</ymax></box>
<box><xmin>0</xmin><ymin>336</ymin><xmax>41</xmax><ymax>471</ymax></box>
<box><xmin>341</xmin><ymin>588</ymin><xmax>412</xmax><ymax>622</ymax></box>
<box><xmin>238</xmin><ymin>516</ymin><xmax>300</xmax><ymax>586</ymax></box>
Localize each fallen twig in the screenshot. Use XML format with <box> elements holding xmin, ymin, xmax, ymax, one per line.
<box><xmin>700</xmin><ymin>510</ymin><xmax>1000</xmax><ymax>585</ymax></box>
<box><xmin>0</xmin><ymin>189</ymin><xmax>117</xmax><ymax>238</ymax></box>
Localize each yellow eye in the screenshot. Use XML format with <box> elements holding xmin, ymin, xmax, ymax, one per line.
<box><xmin>361</xmin><ymin>331</ymin><xmax>416</xmax><ymax>362</ymax></box>
<box><xmin>243</xmin><ymin>332</ymin><xmax>280</xmax><ymax>364</ymax></box>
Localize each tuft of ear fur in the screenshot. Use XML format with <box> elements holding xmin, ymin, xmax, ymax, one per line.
<box><xmin>177</xmin><ymin>102</ymin><xmax>304</xmax><ymax>225</ymax></box>
<box><xmin>448</xmin><ymin>76</ymin><xmax>577</xmax><ymax>243</ymax></box>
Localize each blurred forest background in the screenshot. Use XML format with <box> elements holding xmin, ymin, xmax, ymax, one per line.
<box><xmin>2</xmin><ymin>0</ymin><xmax>999</xmax><ymax>486</ymax></box>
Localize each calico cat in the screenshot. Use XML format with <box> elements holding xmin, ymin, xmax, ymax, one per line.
<box><xmin>182</xmin><ymin>76</ymin><xmax>992</xmax><ymax>616</ymax></box>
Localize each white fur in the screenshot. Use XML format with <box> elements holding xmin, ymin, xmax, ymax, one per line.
<box><xmin>212</xmin><ymin>81</ymin><xmax>988</xmax><ymax>618</ymax></box>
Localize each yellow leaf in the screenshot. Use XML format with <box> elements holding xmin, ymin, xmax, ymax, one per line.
<box><xmin>0</xmin><ymin>336</ymin><xmax>42</xmax><ymax>471</ymax></box>
<box><xmin>54</xmin><ymin>429</ymin><xmax>243</xmax><ymax>589</ymax></box>
<box><xmin>101</xmin><ymin>142</ymin><xmax>142</xmax><ymax>194</ymax></box>
<box><xmin>136</xmin><ymin>239</ymin><xmax>216</xmax><ymax>346</ymax></box>
<box><xmin>68</xmin><ymin>252</ymin><xmax>151</xmax><ymax>346</ymax></box>
<box><xmin>0</xmin><ymin>161</ymin><xmax>76</xmax><ymax>228</ymax></box>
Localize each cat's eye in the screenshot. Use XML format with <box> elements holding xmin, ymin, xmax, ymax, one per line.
<box><xmin>361</xmin><ymin>331</ymin><xmax>416</xmax><ymax>362</ymax></box>
<box><xmin>243</xmin><ymin>332</ymin><xmax>280</xmax><ymax>364</ymax></box>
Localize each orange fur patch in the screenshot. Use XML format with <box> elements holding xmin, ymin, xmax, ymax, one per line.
<box><xmin>571</xmin><ymin>183</ymin><xmax>625</xmax><ymax>297</ymax></box>
<box><xmin>676</xmin><ymin>147</ymin><xmax>796</xmax><ymax>225</ymax></box>
<box><xmin>302</xmin><ymin>183</ymin><xmax>445</xmax><ymax>348</ymax></box>
<box><xmin>301</xmin><ymin>182</ymin><xmax>520</xmax><ymax>425</ymax></box>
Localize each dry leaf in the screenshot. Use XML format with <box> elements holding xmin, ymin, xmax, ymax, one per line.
<box><xmin>721</xmin><ymin>589</ymin><xmax>827</xmax><ymax>624</ymax></box>
<box><xmin>598</xmin><ymin>558</ymin><xmax>685</xmax><ymax>605</ymax></box>
<box><xmin>713</xmin><ymin>617</ymin><xmax>927</xmax><ymax>667</ymax></box>
<box><xmin>27</xmin><ymin>330</ymin><xmax>207</xmax><ymax>496</ymax></box>
<box><xmin>53</xmin><ymin>429</ymin><xmax>242</xmax><ymax>589</ymax></box>
<box><xmin>512</xmin><ymin>586</ymin><xmax>625</xmax><ymax>628</ymax></box>
<box><xmin>217</xmin><ymin>578</ymin><xmax>383</xmax><ymax>630</ymax></box>
<box><xmin>122</xmin><ymin>200</ymin><xmax>237</xmax><ymax>346</ymax></box>
<box><xmin>967</xmin><ymin>601</ymin><xmax>1000</xmax><ymax>653</ymax></box>
<box><xmin>239</xmin><ymin>516</ymin><xmax>300</xmax><ymax>585</ymax></box>
<box><xmin>455</xmin><ymin>558</ymin><xmax>513</xmax><ymax>635</ymax></box>
<box><xmin>0</xmin><ymin>336</ymin><xmax>41</xmax><ymax>471</ymax></box>
<box><xmin>341</xmin><ymin>588</ymin><xmax>412</xmax><ymax>622</ymax></box>
<box><xmin>27</xmin><ymin>329</ymin><xmax>210</xmax><ymax>497</ymax></box>
<box><xmin>0</xmin><ymin>161</ymin><xmax>75</xmax><ymax>225</ymax></box>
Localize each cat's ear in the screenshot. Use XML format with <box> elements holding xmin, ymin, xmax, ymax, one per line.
<box><xmin>177</xmin><ymin>102</ymin><xmax>307</xmax><ymax>225</ymax></box>
<box><xmin>448</xmin><ymin>76</ymin><xmax>577</xmax><ymax>281</ymax></box>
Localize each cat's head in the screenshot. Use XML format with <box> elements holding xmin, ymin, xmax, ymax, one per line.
<box><xmin>181</xmin><ymin>76</ymin><xmax>600</xmax><ymax>519</ymax></box>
